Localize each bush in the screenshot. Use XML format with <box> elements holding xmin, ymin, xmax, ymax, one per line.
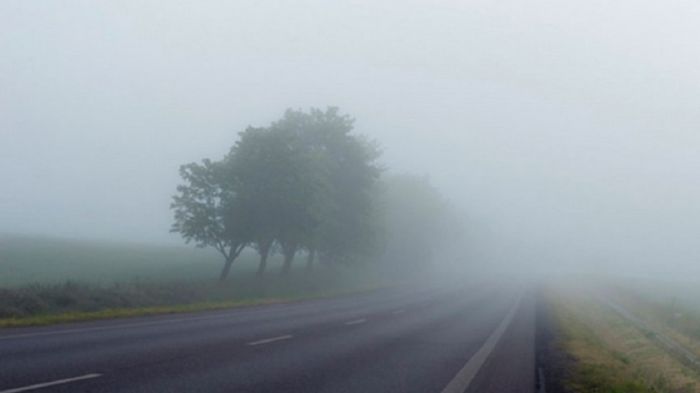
<box><xmin>0</xmin><ymin>288</ymin><xmax>49</xmax><ymax>318</ymax></box>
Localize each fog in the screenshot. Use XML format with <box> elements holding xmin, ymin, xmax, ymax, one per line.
<box><xmin>2</xmin><ymin>0</ymin><xmax>700</xmax><ymax>279</ymax></box>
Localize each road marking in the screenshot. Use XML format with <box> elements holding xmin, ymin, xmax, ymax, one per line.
<box><xmin>344</xmin><ymin>318</ymin><xmax>367</xmax><ymax>325</ymax></box>
<box><xmin>0</xmin><ymin>373</ymin><xmax>102</xmax><ymax>393</ymax></box>
<box><xmin>392</xmin><ymin>309</ymin><xmax>405</xmax><ymax>315</ymax></box>
<box><xmin>440</xmin><ymin>295</ymin><xmax>523</xmax><ymax>393</ymax></box>
<box><xmin>247</xmin><ymin>334</ymin><xmax>293</xmax><ymax>346</ymax></box>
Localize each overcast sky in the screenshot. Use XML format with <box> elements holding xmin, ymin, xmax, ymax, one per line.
<box><xmin>2</xmin><ymin>0</ymin><xmax>699</xmax><ymax>276</ymax></box>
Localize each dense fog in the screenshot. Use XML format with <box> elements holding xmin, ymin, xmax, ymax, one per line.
<box><xmin>2</xmin><ymin>0</ymin><xmax>700</xmax><ymax>279</ymax></box>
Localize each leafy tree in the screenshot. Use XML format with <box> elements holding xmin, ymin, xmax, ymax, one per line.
<box><xmin>224</xmin><ymin>124</ymin><xmax>325</xmax><ymax>275</ymax></box>
<box><xmin>171</xmin><ymin>159</ymin><xmax>248</xmax><ymax>281</ymax></box>
<box><xmin>377</xmin><ymin>173</ymin><xmax>459</xmax><ymax>273</ymax></box>
<box><xmin>173</xmin><ymin>107</ymin><xmax>385</xmax><ymax>279</ymax></box>
<box><xmin>262</xmin><ymin>107</ymin><xmax>383</xmax><ymax>268</ymax></box>
<box><xmin>308</xmin><ymin>109</ymin><xmax>383</xmax><ymax>265</ymax></box>
<box><xmin>224</xmin><ymin>127</ymin><xmax>281</xmax><ymax>277</ymax></box>
<box><xmin>268</xmin><ymin>111</ymin><xmax>331</xmax><ymax>273</ymax></box>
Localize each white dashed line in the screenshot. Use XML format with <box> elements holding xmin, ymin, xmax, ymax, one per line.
<box><xmin>0</xmin><ymin>373</ymin><xmax>102</xmax><ymax>393</ymax></box>
<box><xmin>344</xmin><ymin>318</ymin><xmax>367</xmax><ymax>325</ymax></box>
<box><xmin>247</xmin><ymin>334</ymin><xmax>293</xmax><ymax>346</ymax></box>
<box><xmin>392</xmin><ymin>309</ymin><xmax>405</xmax><ymax>315</ymax></box>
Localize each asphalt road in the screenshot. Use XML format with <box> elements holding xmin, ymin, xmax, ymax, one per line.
<box><xmin>0</xmin><ymin>284</ymin><xmax>535</xmax><ymax>393</ymax></box>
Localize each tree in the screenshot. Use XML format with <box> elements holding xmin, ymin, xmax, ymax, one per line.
<box><xmin>262</xmin><ymin>107</ymin><xmax>383</xmax><ymax>269</ymax></box>
<box><xmin>305</xmin><ymin>109</ymin><xmax>382</xmax><ymax>266</ymax></box>
<box><xmin>171</xmin><ymin>159</ymin><xmax>248</xmax><ymax>281</ymax></box>
<box><xmin>173</xmin><ymin>107</ymin><xmax>384</xmax><ymax>279</ymax></box>
<box><xmin>224</xmin><ymin>124</ymin><xmax>326</xmax><ymax>275</ymax></box>
<box><xmin>268</xmin><ymin>110</ymin><xmax>331</xmax><ymax>274</ymax></box>
<box><xmin>223</xmin><ymin>127</ymin><xmax>280</xmax><ymax>277</ymax></box>
<box><xmin>377</xmin><ymin>173</ymin><xmax>459</xmax><ymax>274</ymax></box>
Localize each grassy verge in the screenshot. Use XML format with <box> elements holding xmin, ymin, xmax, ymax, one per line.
<box><xmin>0</xmin><ymin>234</ymin><xmax>394</xmax><ymax>328</ymax></box>
<box><xmin>543</xmin><ymin>284</ymin><xmax>700</xmax><ymax>393</ymax></box>
<box><xmin>604</xmin><ymin>284</ymin><xmax>700</xmax><ymax>360</ymax></box>
<box><xmin>0</xmin><ymin>286</ymin><xmax>379</xmax><ymax>328</ymax></box>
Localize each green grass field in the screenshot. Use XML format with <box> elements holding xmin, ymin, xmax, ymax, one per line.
<box><xmin>0</xmin><ymin>234</ymin><xmax>296</xmax><ymax>286</ymax></box>
<box><xmin>0</xmin><ymin>234</ymin><xmax>388</xmax><ymax>325</ymax></box>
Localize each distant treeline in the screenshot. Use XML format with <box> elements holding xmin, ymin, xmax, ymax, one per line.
<box><xmin>172</xmin><ymin>107</ymin><xmax>459</xmax><ymax>281</ymax></box>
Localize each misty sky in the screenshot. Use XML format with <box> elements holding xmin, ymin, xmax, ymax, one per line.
<box><xmin>2</xmin><ymin>0</ymin><xmax>699</xmax><ymax>276</ymax></box>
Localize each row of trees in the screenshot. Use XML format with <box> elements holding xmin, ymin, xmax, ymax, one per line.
<box><xmin>378</xmin><ymin>174</ymin><xmax>460</xmax><ymax>272</ymax></box>
<box><xmin>171</xmin><ymin>108</ymin><xmax>383</xmax><ymax>280</ymax></box>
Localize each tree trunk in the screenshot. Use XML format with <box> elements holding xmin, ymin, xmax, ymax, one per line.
<box><xmin>281</xmin><ymin>253</ymin><xmax>294</xmax><ymax>275</ymax></box>
<box><xmin>256</xmin><ymin>248</ymin><xmax>270</xmax><ymax>278</ymax></box>
<box><xmin>280</xmin><ymin>240</ymin><xmax>297</xmax><ymax>275</ymax></box>
<box><xmin>306</xmin><ymin>248</ymin><xmax>316</xmax><ymax>271</ymax></box>
<box><xmin>219</xmin><ymin>257</ymin><xmax>234</xmax><ymax>282</ymax></box>
<box><xmin>216</xmin><ymin>243</ymin><xmax>247</xmax><ymax>282</ymax></box>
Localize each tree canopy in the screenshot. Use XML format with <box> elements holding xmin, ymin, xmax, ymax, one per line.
<box><xmin>171</xmin><ymin>107</ymin><xmax>383</xmax><ymax>280</ymax></box>
<box><xmin>377</xmin><ymin>173</ymin><xmax>460</xmax><ymax>273</ymax></box>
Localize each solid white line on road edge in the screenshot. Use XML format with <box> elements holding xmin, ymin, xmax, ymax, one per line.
<box><xmin>392</xmin><ymin>309</ymin><xmax>405</xmax><ymax>315</ymax></box>
<box><xmin>0</xmin><ymin>373</ymin><xmax>102</xmax><ymax>393</ymax></box>
<box><xmin>247</xmin><ymin>334</ymin><xmax>293</xmax><ymax>346</ymax></box>
<box><xmin>440</xmin><ymin>294</ymin><xmax>523</xmax><ymax>393</ymax></box>
<box><xmin>344</xmin><ymin>318</ymin><xmax>367</xmax><ymax>325</ymax></box>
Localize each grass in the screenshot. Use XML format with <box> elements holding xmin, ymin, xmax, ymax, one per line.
<box><xmin>0</xmin><ymin>287</ymin><xmax>377</xmax><ymax>328</ymax></box>
<box><xmin>0</xmin><ymin>234</ymin><xmax>256</xmax><ymax>286</ymax></box>
<box><xmin>0</xmin><ymin>234</ymin><xmax>391</xmax><ymax>327</ymax></box>
<box><xmin>603</xmin><ymin>281</ymin><xmax>700</xmax><ymax>359</ymax></box>
<box><xmin>544</xmin><ymin>283</ymin><xmax>700</xmax><ymax>393</ymax></box>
